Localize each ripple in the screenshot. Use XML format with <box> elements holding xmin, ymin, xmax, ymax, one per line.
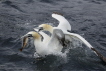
<box><xmin>39</xmin><ymin>0</ymin><xmax>53</xmax><ymax>3</ymax></box>
<box><xmin>100</xmin><ymin>42</ymin><xmax>106</xmax><ymax>47</ymax></box>
<box><xmin>0</xmin><ymin>0</ymin><xmax>106</xmax><ymax>71</ymax></box>
<box><xmin>84</xmin><ymin>0</ymin><xmax>101</xmax><ymax>4</ymax></box>
<box><xmin>2</xmin><ymin>1</ymin><xmax>12</xmax><ymax>5</ymax></box>
<box><xmin>2</xmin><ymin>1</ymin><xmax>24</xmax><ymax>12</ymax></box>
<box><xmin>26</xmin><ymin>0</ymin><xmax>34</xmax><ymax>4</ymax></box>
<box><xmin>0</xmin><ymin>37</ymin><xmax>15</xmax><ymax>47</ymax></box>
<box><xmin>99</xmin><ymin>34</ymin><xmax>106</xmax><ymax>38</ymax></box>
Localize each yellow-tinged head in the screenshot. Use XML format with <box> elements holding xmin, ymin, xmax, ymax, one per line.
<box><xmin>38</xmin><ymin>24</ymin><xmax>53</xmax><ymax>33</ymax></box>
<box><xmin>27</xmin><ymin>31</ymin><xmax>41</xmax><ymax>39</ymax></box>
<box><xmin>20</xmin><ymin>31</ymin><xmax>43</xmax><ymax>51</ymax></box>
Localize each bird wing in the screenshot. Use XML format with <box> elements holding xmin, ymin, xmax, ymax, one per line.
<box><xmin>64</xmin><ymin>32</ymin><xmax>93</xmax><ymax>48</ymax></box>
<box><xmin>65</xmin><ymin>32</ymin><xmax>106</xmax><ymax>63</ymax></box>
<box><xmin>47</xmin><ymin>29</ymin><xmax>65</xmax><ymax>52</ymax></box>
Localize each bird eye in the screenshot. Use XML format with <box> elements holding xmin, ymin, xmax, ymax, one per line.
<box><xmin>38</xmin><ymin>27</ymin><xmax>43</xmax><ymax>32</ymax></box>
<box><xmin>28</xmin><ymin>34</ymin><xmax>33</xmax><ymax>37</ymax></box>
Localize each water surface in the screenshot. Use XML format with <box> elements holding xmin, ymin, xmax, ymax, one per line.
<box><xmin>0</xmin><ymin>0</ymin><xmax>106</xmax><ymax>71</ymax></box>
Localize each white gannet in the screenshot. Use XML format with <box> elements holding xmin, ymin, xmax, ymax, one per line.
<box><xmin>38</xmin><ymin>24</ymin><xmax>86</xmax><ymax>47</ymax></box>
<box><xmin>20</xmin><ymin>31</ymin><xmax>45</xmax><ymax>56</ymax></box>
<box><xmin>37</xmin><ymin>24</ymin><xmax>106</xmax><ymax>63</ymax></box>
<box><xmin>20</xmin><ymin>30</ymin><xmax>66</xmax><ymax>58</ymax></box>
<box><xmin>34</xmin><ymin>28</ymin><xmax>65</xmax><ymax>52</ymax></box>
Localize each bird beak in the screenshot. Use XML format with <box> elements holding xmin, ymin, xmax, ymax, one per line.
<box><xmin>20</xmin><ymin>35</ymin><xmax>28</xmax><ymax>51</ymax></box>
<box><xmin>33</xmin><ymin>28</ymin><xmax>39</xmax><ymax>32</ymax></box>
<box><xmin>20</xmin><ymin>34</ymin><xmax>32</xmax><ymax>51</ymax></box>
<box><xmin>34</xmin><ymin>27</ymin><xmax>43</xmax><ymax>32</ymax></box>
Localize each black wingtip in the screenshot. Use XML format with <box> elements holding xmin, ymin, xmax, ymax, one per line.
<box><xmin>53</xmin><ymin>12</ymin><xmax>63</xmax><ymax>16</ymax></box>
<box><xmin>100</xmin><ymin>55</ymin><xmax>106</xmax><ymax>63</ymax></box>
<box><xmin>91</xmin><ymin>48</ymin><xmax>106</xmax><ymax>63</ymax></box>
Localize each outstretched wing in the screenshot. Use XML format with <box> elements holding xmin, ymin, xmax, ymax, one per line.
<box><xmin>65</xmin><ymin>32</ymin><xmax>93</xmax><ymax>48</ymax></box>
<box><xmin>65</xmin><ymin>32</ymin><xmax>106</xmax><ymax>63</ymax></box>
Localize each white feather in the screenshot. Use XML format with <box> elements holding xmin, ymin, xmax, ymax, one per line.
<box><xmin>52</xmin><ymin>13</ymin><xmax>71</xmax><ymax>31</ymax></box>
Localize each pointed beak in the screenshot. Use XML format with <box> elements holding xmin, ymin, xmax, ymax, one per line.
<box><xmin>33</xmin><ymin>28</ymin><xmax>39</xmax><ymax>32</ymax></box>
<box><xmin>20</xmin><ymin>34</ymin><xmax>32</xmax><ymax>51</ymax></box>
<box><xmin>20</xmin><ymin>36</ymin><xmax>28</xmax><ymax>51</ymax></box>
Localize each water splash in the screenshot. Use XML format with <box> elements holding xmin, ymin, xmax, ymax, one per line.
<box><xmin>32</xmin><ymin>39</ymin><xmax>83</xmax><ymax>64</ymax></box>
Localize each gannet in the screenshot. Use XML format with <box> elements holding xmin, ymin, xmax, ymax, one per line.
<box><xmin>34</xmin><ymin>28</ymin><xmax>65</xmax><ymax>52</ymax></box>
<box><xmin>20</xmin><ymin>31</ymin><xmax>45</xmax><ymax>56</ymax></box>
<box><xmin>20</xmin><ymin>30</ymin><xmax>66</xmax><ymax>58</ymax></box>
<box><xmin>38</xmin><ymin>24</ymin><xmax>106</xmax><ymax>63</ymax></box>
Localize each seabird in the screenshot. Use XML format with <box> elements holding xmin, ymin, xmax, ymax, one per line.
<box><xmin>20</xmin><ymin>30</ymin><xmax>66</xmax><ymax>58</ymax></box>
<box><xmin>20</xmin><ymin>31</ymin><xmax>45</xmax><ymax>57</ymax></box>
<box><xmin>34</xmin><ymin>28</ymin><xmax>66</xmax><ymax>52</ymax></box>
<box><xmin>37</xmin><ymin>24</ymin><xmax>106</xmax><ymax>63</ymax></box>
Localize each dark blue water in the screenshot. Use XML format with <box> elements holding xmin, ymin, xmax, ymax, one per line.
<box><xmin>0</xmin><ymin>0</ymin><xmax>106</xmax><ymax>71</ymax></box>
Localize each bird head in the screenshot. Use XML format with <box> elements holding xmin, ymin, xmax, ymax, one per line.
<box><xmin>37</xmin><ymin>24</ymin><xmax>53</xmax><ymax>33</ymax></box>
<box><xmin>20</xmin><ymin>31</ymin><xmax>43</xmax><ymax>51</ymax></box>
